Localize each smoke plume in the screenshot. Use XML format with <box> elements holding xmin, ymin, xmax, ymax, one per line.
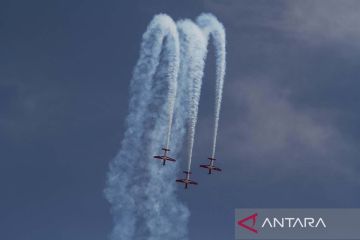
<box><xmin>105</xmin><ymin>13</ymin><xmax>226</xmax><ymax>240</ymax></box>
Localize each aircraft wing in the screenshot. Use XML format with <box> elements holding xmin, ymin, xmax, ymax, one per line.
<box><xmin>176</xmin><ymin>179</ymin><xmax>185</xmax><ymax>183</ymax></box>
<box><xmin>189</xmin><ymin>180</ymin><xmax>198</xmax><ymax>185</ymax></box>
<box><xmin>213</xmin><ymin>167</ymin><xmax>222</xmax><ymax>171</ymax></box>
<box><xmin>154</xmin><ymin>156</ymin><xmax>163</xmax><ymax>159</ymax></box>
<box><xmin>166</xmin><ymin>157</ymin><xmax>176</xmax><ymax>162</ymax></box>
<box><xmin>200</xmin><ymin>164</ymin><xmax>209</xmax><ymax>168</ymax></box>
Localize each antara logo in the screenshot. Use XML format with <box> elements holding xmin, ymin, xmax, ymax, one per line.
<box><xmin>237</xmin><ymin>213</ymin><xmax>258</xmax><ymax>233</ymax></box>
<box><xmin>261</xmin><ymin>217</ymin><xmax>326</xmax><ymax>228</ymax></box>
<box><xmin>237</xmin><ymin>213</ymin><xmax>327</xmax><ymax>234</ymax></box>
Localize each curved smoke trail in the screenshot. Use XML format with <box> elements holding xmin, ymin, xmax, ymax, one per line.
<box><xmin>196</xmin><ymin>14</ymin><xmax>226</xmax><ymax>159</ymax></box>
<box><xmin>105</xmin><ymin>13</ymin><xmax>226</xmax><ymax>240</ymax></box>
<box><xmin>142</xmin><ymin>31</ymin><xmax>189</xmax><ymax>239</ymax></box>
<box><xmin>176</xmin><ymin>20</ymin><xmax>207</xmax><ymax>173</ymax></box>
<box><xmin>105</xmin><ymin>14</ymin><xmax>185</xmax><ymax>240</ymax></box>
<box><xmin>184</xmin><ymin>13</ymin><xmax>226</xmax><ymax>172</ymax></box>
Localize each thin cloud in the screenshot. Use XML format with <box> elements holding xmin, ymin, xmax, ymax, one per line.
<box><xmin>284</xmin><ymin>0</ymin><xmax>360</xmax><ymax>47</ymax></box>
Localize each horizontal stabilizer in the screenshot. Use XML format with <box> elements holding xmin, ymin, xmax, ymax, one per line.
<box><xmin>208</xmin><ymin>157</ymin><xmax>216</xmax><ymax>161</ymax></box>
<box><xmin>183</xmin><ymin>171</ymin><xmax>192</xmax><ymax>174</ymax></box>
<box><xmin>162</xmin><ymin>148</ymin><xmax>170</xmax><ymax>151</ymax></box>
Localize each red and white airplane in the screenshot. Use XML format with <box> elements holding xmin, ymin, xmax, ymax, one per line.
<box><xmin>176</xmin><ymin>171</ymin><xmax>198</xmax><ymax>189</ymax></box>
<box><xmin>153</xmin><ymin>148</ymin><xmax>176</xmax><ymax>166</ymax></box>
<box><xmin>200</xmin><ymin>157</ymin><xmax>222</xmax><ymax>174</ymax></box>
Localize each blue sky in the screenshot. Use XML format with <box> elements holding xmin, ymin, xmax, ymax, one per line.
<box><xmin>1</xmin><ymin>1</ymin><xmax>360</xmax><ymax>239</ymax></box>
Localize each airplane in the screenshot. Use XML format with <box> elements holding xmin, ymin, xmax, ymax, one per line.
<box><xmin>200</xmin><ymin>157</ymin><xmax>222</xmax><ymax>174</ymax></box>
<box><xmin>153</xmin><ymin>148</ymin><xmax>176</xmax><ymax>166</ymax></box>
<box><xmin>176</xmin><ymin>171</ymin><xmax>198</xmax><ymax>189</ymax></box>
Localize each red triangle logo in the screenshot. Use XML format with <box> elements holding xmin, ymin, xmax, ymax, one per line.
<box><xmin>237</xmin><ymin>213</ymin><xmax>258</xmax><ymax>233</ymax></box>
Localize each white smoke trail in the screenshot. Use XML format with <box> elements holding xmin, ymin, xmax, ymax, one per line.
<box><xmin>141</xmin><ymin>30</ymin><xmax>190</xmax><ymax>240</ymax></box>
<box><xmin>183</xmin><ymin>14</ymin><xmax>226</xmax><ymax>172</ymax></box>
<box><xmin>164</xmin><ymin>38</ymin><xmax>178</xmax><ymax>149</ymax></box>
<box><xmin>176</xmin><ymin>20</ymin><xmax>208</xmax><ymax>173</ymax></box>
<box><xmin>196</xmin><ymin>14</ymin><xmax>226</xmax><ymax>159</ymax></box>
<box><xmin>105</xmin><ymin>13</ymin><xmax>226</xmax><ymax>240</ymax></box>
<box><xmin>105</xmin><ymin>14</ymin><xmax>184</xmax><ymax>240</ymax></box>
